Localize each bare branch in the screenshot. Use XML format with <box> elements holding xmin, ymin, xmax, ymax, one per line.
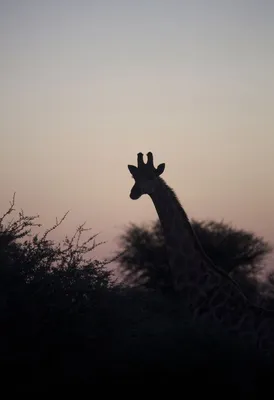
<box><xmin>41</xmin><ymin>210</ymin><xmax>70</xmax><ymax>241</ymax></box>
<box><xmin>0</xmin><ymin>192</ymin><xmax>16</xmax><ymax>225</ymax></box>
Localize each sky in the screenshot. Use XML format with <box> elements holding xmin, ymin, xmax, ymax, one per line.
<box><xmin>0</xmin><ymin>0</ymin><xmax>273</xmax><ymax>271</ymax></box>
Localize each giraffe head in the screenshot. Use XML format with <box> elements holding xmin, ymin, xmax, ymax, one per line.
<box><xmin>128</xmin><ymin>152</ymin><xmax>165</xmax><ymax>199</ymax></box>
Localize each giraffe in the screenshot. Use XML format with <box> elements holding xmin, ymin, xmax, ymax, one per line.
<box><xmin>128</xmin><ymin>151</ymin><xmax>274</xmax><ymax>359</ymax></box>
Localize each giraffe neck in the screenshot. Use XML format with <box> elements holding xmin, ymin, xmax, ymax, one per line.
<box><xmin>148</xmin><ymin>178</ymin><xmax>274</xmax><ymax>358</ymax></box>
<box><xmin>149</xmin><ymin>178</ymin><xmax>228</xmax><ymax>299</ymax></box>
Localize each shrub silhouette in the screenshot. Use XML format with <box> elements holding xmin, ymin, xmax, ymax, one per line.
<box><xmin>0</xmin><ymin>195</ymin><xmax>117</xmax><ymax>385</ymax></box>
<box><xmin>117</xmin><ymin>219</ymin><xmax>272</xmax><ymax>300</ymax></box>
<box><xmin>0</xmin><ymin>196</ymin><xmax>273</xmax><ymax>392</ymax></box>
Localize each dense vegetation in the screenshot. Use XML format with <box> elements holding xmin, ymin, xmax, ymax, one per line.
<box><xmin>118</xmin><ymin>219</ymin><xmax>273</xmax><ymax>303</ymax></box>
<box><xmin>1</xmin><ymin>195</ymin><xmax>274</xmax><ymax>393</ymax></box>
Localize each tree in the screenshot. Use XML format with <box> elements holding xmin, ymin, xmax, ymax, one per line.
<box><xmin>0</xmin><ymin>194</ymin><xmax>116</xmax><ymax>385</ymax></box>
<box><xmin>117</xmin><ymin>219</ymin><xmax>272</xmax><ymax>297</ymax></box>
<box><xmin>0</xmin><ymin>196</ymin><xmax>272</xmax><ymax>388</ymax></box>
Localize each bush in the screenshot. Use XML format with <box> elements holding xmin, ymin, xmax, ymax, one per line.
<box><xmin>117</xmin><ymin>219</ymin><xmax>272</xmax><ymax>300</ymax></box>
<box><xmin>0</xmin><ymin>195</ymin><xmax>116</xmax><ymax>385</ymax></box>
<box><xmin>0</xmin><ymin>196</ymin><xmax>273</xmax><ymax>392</ymax></box>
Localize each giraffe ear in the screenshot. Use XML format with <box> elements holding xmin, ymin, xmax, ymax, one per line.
<box><xmin>128</xmin><ymin>165</ymin><xmax>138</xmax><ymax>176</ymax></box>
<box><xmin>156</xmin><ymin>163</ymin><xmax>165</xmax><ymax>175</ymax></box>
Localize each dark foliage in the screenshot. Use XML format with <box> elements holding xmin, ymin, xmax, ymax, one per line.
<box><xmin>117</xmin><ymin>219</ymin><xmax>272</xmax><ymax>299</ymax></box>
<box><xmin>0</xmin><ymin>196</ymin><xmax>274</xmax><ymax>393</ymax></box>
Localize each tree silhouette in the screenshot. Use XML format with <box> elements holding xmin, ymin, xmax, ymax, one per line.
<box><xmin>1</xmin><ymin>196</ymin><xmax>273</xmax><ymax>391</ymax></box>
<box><xmin>0</xmin><ymin>195</ymin><xmax>116</xmax><ymax>386</ymax></box>
<box><xmin>117</xmin><ymin>219</ymin><xmax>272</xmax><ymax>297</ymax></box>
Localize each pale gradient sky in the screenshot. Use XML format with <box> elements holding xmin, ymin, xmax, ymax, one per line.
<box><xmin>0</xmin><ymin>1</ymin><xmax>273</xmax><ymax>268</ymax></box>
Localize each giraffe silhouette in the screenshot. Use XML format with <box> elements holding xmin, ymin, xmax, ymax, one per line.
<box><xmin>128</xmin><ymin>152</ymin><xmax>274</xmax><ymax>359</ymax></box>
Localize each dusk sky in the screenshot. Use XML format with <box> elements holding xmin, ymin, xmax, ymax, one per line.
<box><xmin>0</xmin><ymin>1</ymin><xmax>273</xmax><ymax>269</ymax></box>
